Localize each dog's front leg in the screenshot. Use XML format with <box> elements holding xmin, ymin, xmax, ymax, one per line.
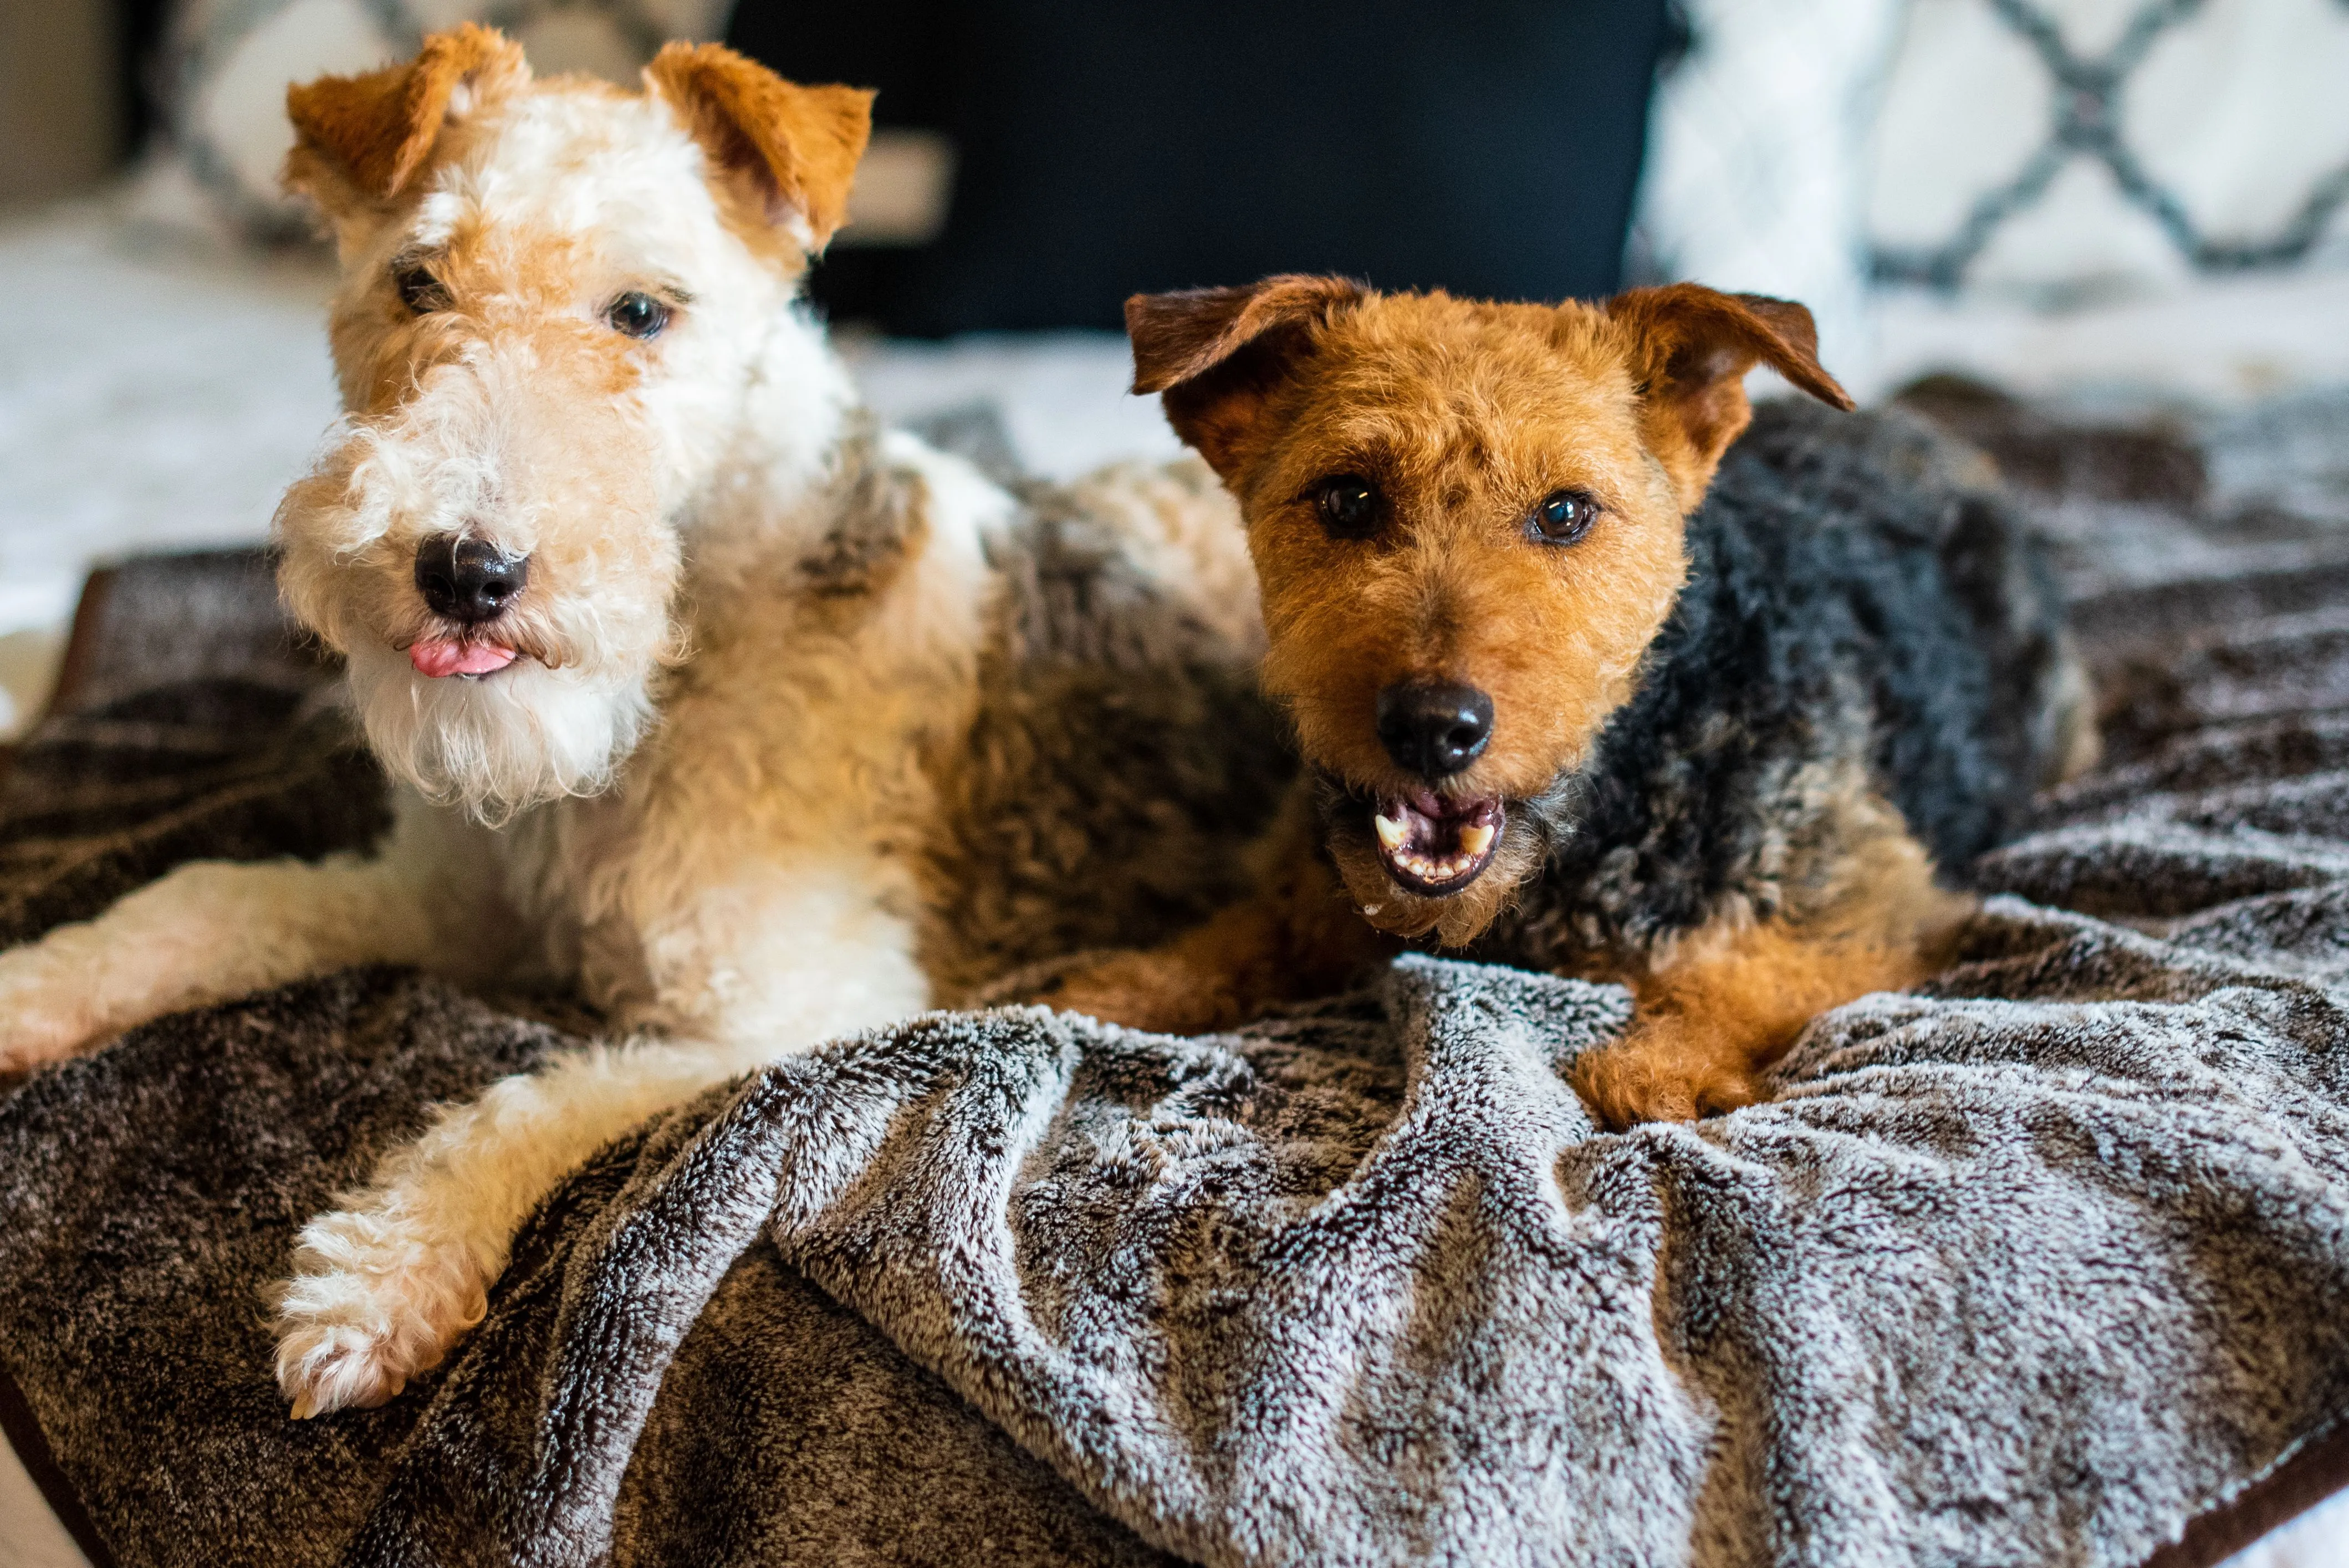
<box><xmin>270</xmin><ymin>1034</ymin><xmax>760</xmax><ymax>1417</ymax></box>
<box><xmin>273</xmin><ymin>862</ymin><xmax>932</xmax><ymax>1417</ymax></box>
<box><xmin>1568</xmin><ymin>844</ymin><xmax>1975</xmax><ymax>1130</ymax></box>
<box><xmin>1028</xmin><ymin>847</ymin><xmax>1397</xmax><ymax>1035</ymax></box>
<box><xmin>0</xmin><ymin>794</ymin><xmax>507</xmax><ymax>1071</ymax></box>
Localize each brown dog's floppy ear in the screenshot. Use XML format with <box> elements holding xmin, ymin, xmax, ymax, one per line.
<box><xmin>284</xmin><ymin>24</ymin><xmax>527</xmax><ymax>204</ymax></box>
<box><xmin>1127</xmin><ymin>274</ymin><xmax>1366</xmax><ymax>479</ymax></box>
<box><xmin>1605</xmin><ymin>284</ymin><xmax>1856</xmax><ymax>506</ymax></box>
<box><xmin>647</xmin><ymin>43</ymin><xmax>873</xmax><ymax>249</ymax></box>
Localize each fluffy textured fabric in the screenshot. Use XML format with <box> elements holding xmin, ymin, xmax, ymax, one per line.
<box><xmin>2</xmin><ymin>389</ymin><xmax>2347</xmax><ymax>1566</ymax></box>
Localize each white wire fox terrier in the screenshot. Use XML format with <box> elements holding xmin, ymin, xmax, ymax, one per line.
<box><xmin>0</xmin><ymin>27</ymin><xmax>1275</xmax><ymax>1417</ymax></box>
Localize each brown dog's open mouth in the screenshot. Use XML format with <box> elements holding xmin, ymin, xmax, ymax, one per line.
<box><xmin>1371</xmin><ymin>791</ymin><xmax>1505</xmax><ymax>895</ymax></box>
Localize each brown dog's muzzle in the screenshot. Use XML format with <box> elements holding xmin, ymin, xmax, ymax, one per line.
<box><xmin>1360</xmin><ymin>681</ymin><xmax>1508</xmax><ymax>893</ymax></box>
<box><xmin>1374</xmin><ymin>681</ymin><xmax>1493</xmax><ymax>778</ymax></box>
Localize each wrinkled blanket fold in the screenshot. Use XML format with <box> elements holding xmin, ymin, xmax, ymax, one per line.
<box><xmin>3</xmin><ymin>388</ymin><xmax>2349</xmax><ymax>1566</ymax></box>
<box><xmin>341</xmin><ymin>909</ymin><xmax>2349</xmax><ymax>1567</ymax></box>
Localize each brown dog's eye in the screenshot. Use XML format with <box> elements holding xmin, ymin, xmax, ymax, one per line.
<box><xmin>394</xmin><ymin>265</ymin><xmax>450</xmax><ymax>315</ymax></box>
<box><xmin>606</xmin><ymin>292</ymin><xmax>671</xmax><ymax>339</ymax></box>
<box><xmin>1530</xmin><ymin>489</ymin><xmax>1597</xmax><ymax>545</ymax></box>
<box><xmin>1317</xmin><ymin>474</ymin><xmax>1380</xmax><ymax>537</ymax></box>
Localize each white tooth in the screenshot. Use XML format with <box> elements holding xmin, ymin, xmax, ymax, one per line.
<box><xmin>1375</xmin><ymin>813</ymin><xmax>1408</xmax><ymax>850</ymax></box>
<box><xmin>1459</xmin><ymin>824</ymin><xmax>1495</xmax><ymax>857</ymax></box>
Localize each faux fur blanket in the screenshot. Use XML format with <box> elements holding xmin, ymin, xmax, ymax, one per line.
<box><xmin>3</xmin><ymin>387</ymin><xmax>2348</xmax><ymax>1567</ymax></box>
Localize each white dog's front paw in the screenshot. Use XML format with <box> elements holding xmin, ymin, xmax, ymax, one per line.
<box><xmin>0</xmin><ymin>944</ymin><xmax>107</xmax><ymax>1073</ymax></box>
<box><xmin>272</xmin><ymin>1207</ymin><xmax>492</xmax><ymax>1418</ymax></box>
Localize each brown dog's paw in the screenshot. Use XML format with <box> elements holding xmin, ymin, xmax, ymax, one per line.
<box><xmin>1569</xmin><ymin>1020</ymin><xmax>1761</xmax><ymax>1132</ymax></box>
<box><xmin>1007</xmin><ymin>950</ymin><xmax>1242</xmax><ymax>1037</ymax></box>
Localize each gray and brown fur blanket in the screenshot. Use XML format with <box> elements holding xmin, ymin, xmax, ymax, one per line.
<box><xmin>3</xmin><ymin>385</ymin><xmax>2348</xmax><ymax>1567</ymax></box>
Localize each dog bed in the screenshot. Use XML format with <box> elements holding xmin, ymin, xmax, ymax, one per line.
<box><xmin>2</xmin><ymin>390</ymin><xmax>2347</xmax><ymax>1566</ymax></box>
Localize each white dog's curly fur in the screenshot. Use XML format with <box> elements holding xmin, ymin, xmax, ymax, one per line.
<box><xmin>0</xmin><ymin>27</ymin><xmax>1264</xmax><ymax>1419</ymax></box>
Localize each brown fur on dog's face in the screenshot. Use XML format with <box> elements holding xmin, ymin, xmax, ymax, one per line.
<box><xmin>272</xmin><ymin>27</ymin><xmax>872</xmax><ymax>817</ymax></box>
<box><xmin>1129</xmin><ymin>277</ymin><xmax>1852</xmax><ymax>944</ymax></box>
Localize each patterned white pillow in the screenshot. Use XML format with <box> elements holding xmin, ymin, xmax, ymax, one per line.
<box><xmin>1636</xmin><ymin>0</ymin><xmax>2349</xmax><ymax>399</ymax></box>
<box><xmin>1629</xmin><ymin>0</ymin><xmax>1909</xmax><ymax>392</ymax></box>
<box><xmin>1867</xmin><ymin>0</ymin><xmax>2349</xmax><ymax>305</ymax></box>
<box><xmin>157</xmin><ymin>0</ymin><xmax>728</xmax><ymax>239</ymax></box>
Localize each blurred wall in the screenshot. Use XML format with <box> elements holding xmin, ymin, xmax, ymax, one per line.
<box><xmin>732</xmin><ymin>1</ymin><xmax>1669</xmax><ymax>335</ymax></box>
<box><xmin>0</xmin><ymin>0</ymin><xmax>122</xmax><ymax>208</ymax></box>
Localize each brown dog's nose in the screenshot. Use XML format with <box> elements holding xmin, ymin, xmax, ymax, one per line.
<box><xmin>1376</xmin><ymin>682</ymin><xmax>1494</xmax><ymax>779</ymax></box>
<box><xmin>415</xmin><ymin>535</ymin><xmax>528</xmax><ymax>623</ymax></box>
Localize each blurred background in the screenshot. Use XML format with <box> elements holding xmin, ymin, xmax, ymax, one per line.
<box><xmin>2</xmin><ymin>0</ymin><xmax>2348</xmax><ymax>739</ymax></box>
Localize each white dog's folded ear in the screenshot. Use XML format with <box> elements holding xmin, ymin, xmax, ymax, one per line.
<box><xmin>646</xmin><ymin>43</ymin><xmax>874</xmax><ymax>251</ymax></box>
<box><xmin>284</xmin><ymin>23</ymin><xmax>528</xmax><ymax>204</ymax></box>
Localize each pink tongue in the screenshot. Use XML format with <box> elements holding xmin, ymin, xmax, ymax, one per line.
<box><xmin>410</xmin><ymin>639</ymin><xmax>518</xmax><ymax>678</ymax></box>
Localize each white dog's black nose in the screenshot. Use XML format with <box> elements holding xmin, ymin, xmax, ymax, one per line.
<box><xmin>1376</xmin><ymin>682</ymin><xmax>1494</xmax><ymax>779</ymax></box>
<box><xmin>415</xmin><ymin>535</ymin><xmax>528</xmax><ymax>623</ymax></box>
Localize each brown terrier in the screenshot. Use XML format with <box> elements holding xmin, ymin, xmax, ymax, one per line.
<box><xmin>1029</xmin><ymin>275</ymin><xmax>2092</xmax><ymax>1127</ymax></box>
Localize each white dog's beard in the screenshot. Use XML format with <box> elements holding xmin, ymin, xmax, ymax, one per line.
<box><xmin>345</xmin><ymin>642</ymin><xmax>657</xmax><ymax>823</ymax></box>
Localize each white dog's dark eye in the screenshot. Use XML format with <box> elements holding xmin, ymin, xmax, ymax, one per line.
<box><xmin>1317</xmin><ymin>474</ymin><xmax>1380</xmax><ymax>537</ymax></box>
<box><xmin>394</xmin><ymin>264</ymin><xmax>449</xmax><ymax>315</ymax></box>
<box><xmin>1530</xmin><ymin>489</ymin><xmax>1597</xmax><ymax>545</ymax></box>
<box><xmin>606</xmin><ymin>292</ymin><xmax>670</xmax><ymax>339</ymax></box>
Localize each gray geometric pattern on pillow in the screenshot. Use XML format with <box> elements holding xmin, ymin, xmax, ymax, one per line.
<box><xmin>170</xmin><ymin>0</ymin><xmax>381</xmax><ymax>238</ymax></box>
<box><xmin>1873</xmin><ymin>0</ymin><xmax>2349</xmax><ymax>288</ymax></box>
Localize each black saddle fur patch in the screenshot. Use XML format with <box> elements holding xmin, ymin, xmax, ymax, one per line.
<box><xmin>1479</xmin><ymin>401</ymin><xmax>2078</xmax><ymax>964</ymax></box>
